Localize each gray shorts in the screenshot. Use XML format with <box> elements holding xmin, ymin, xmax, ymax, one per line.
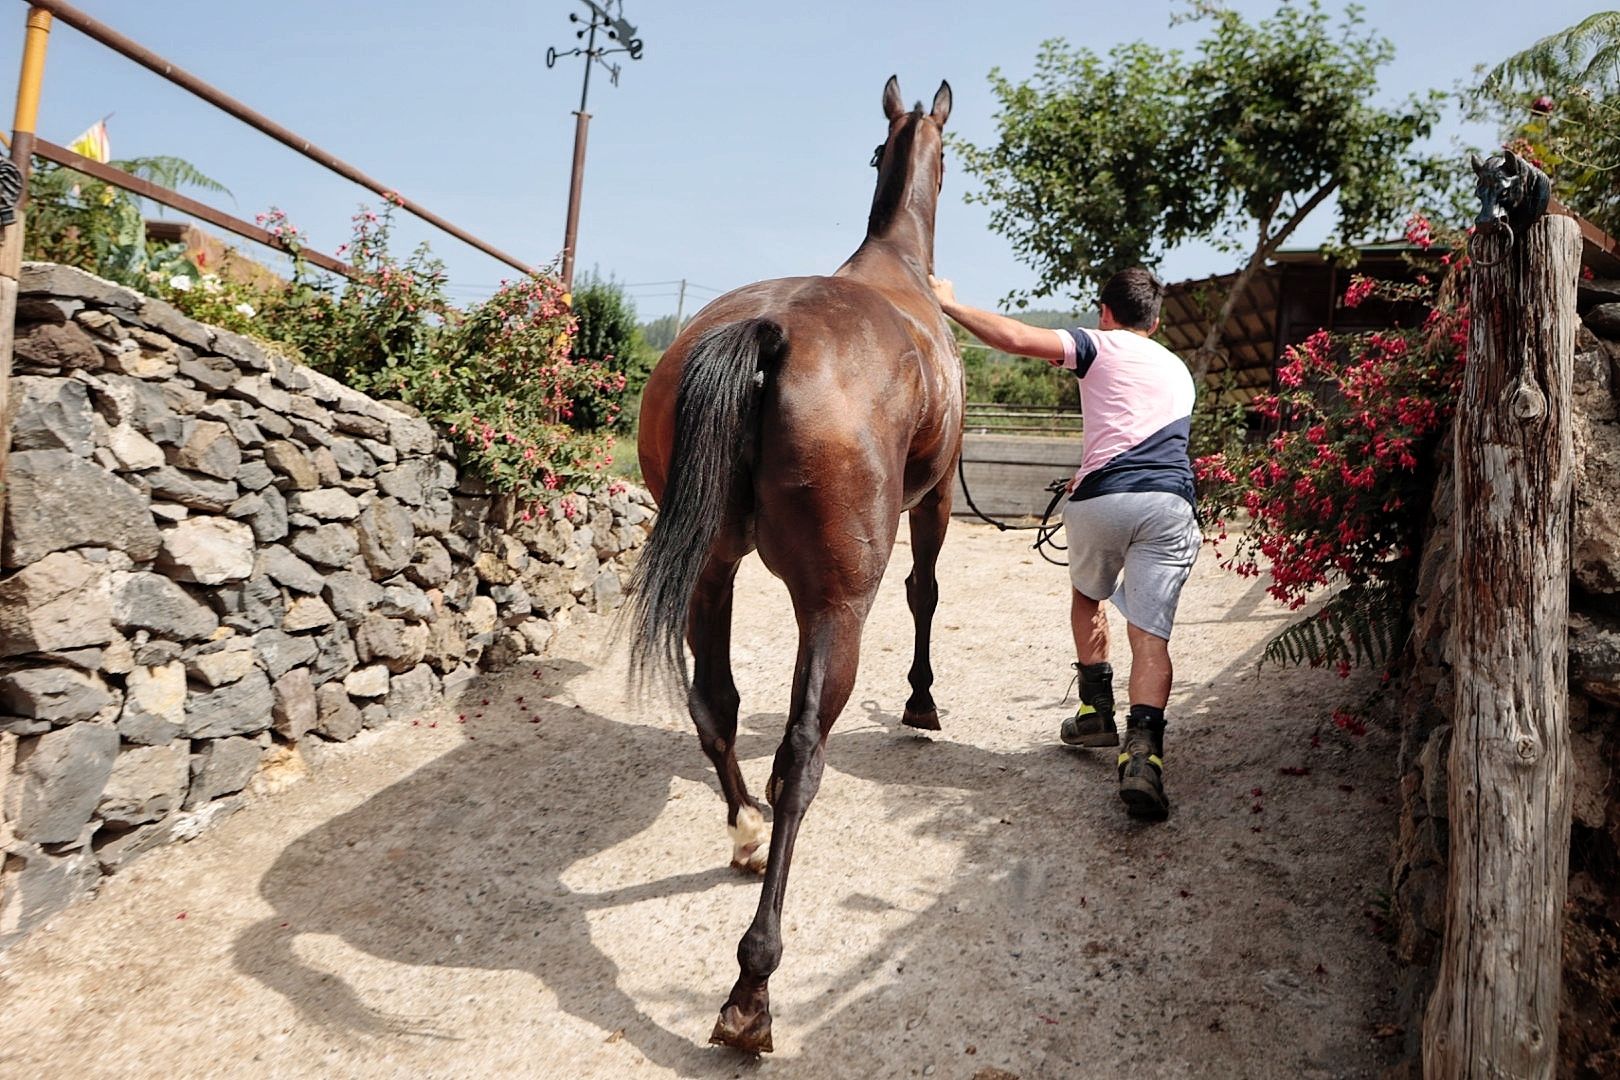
<box><xmin>1062</xmin><ymin>491</ymin><xmax>1201</xmax><ymax>640</ymax></box>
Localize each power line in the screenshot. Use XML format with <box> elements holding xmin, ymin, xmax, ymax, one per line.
<box><xmin>622</xmin><ymin>279</ymin><xmax>723</xmax><ymax>294</ymax></box>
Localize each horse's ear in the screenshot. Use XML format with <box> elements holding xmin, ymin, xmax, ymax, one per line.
<box><xmin>1470</xmin><ymin>152</ymin><xmax>1486</xmax><ymax>177</ymax></box>
<box><xmin>882</xmin><ymin>75</ymin><xmax>904</xmax><ymax>121</ymax></box>
<box><xmin>931</xmin><ymin>81</ymin><xmax>953</xmax><ymax>128</ymax></box>
<box><xmin>1502</xmin><ymin>149</ymin><xmax>1522</xmax><ymax>175</ymax></box>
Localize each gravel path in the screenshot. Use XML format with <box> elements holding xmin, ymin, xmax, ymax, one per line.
<box><xmin>0</xmin><ymin>521</ymin><xmax>1403</xmax><ymax>1079</ymax></box>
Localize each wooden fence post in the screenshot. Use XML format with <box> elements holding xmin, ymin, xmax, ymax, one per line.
<box><xmin>1422</xmin><ymin>210</ymin><xmax>1582</xmax><ymax>1078</ymax></box>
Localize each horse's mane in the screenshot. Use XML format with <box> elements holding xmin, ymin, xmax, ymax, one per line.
<box><xmin>867</xmin><ymin>109</ymin><xmax>928</xmax><ymax>237</ymax></box>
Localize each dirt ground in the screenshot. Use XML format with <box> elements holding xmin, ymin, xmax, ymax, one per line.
<box><xmin>0</xmin><ymin>520</ymin><xmax>1404</xmax><ymax>1080</ymax></box>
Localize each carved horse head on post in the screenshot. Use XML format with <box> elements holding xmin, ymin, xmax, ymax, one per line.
<box><xmin>1469</xmin><ymin>149</ymin><xmax>1552</xmax><ymax>262</ymax></box>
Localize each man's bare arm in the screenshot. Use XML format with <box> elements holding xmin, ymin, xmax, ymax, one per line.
<box><xmin>929</xmin><ymin>275</ymin><xmax>1069</xmax><ymax>364</ymax></box>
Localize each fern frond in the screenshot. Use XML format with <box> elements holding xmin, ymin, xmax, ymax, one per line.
<box><xmin>113</xmin><ymin>156</ymin><xmax>232</xmax><ymax>198</ymax></box>
<box><xmin>1262</xmin><ymin>580</ymin><xmax>1408</xmax><ymax>672</ymax></box>
<box><xmin>1482</xmin><ymin>12</ymin><xmax>1620</xmax><ymax>92</ymax></box>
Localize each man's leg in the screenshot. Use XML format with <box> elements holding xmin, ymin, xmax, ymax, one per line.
<box><xmin>1118</xmin><ymin>625</ymin><xmax>1172</xmax><ymax>820</ymax></box>
<box><xmin>1061</xmin><ymin>587</ymin><xmax>1120</xmax><ymax>747</ymax></box>
<box><xmin>1072</xmin><ymin>587</ymin><xmax>1109</xmax><ymax>664</ymax></box>
<box><xmin>1114</xmin><ymin>496</ymin><xmax>1200</xmax><ymax>820</ymax></box>
<box><xmin>1059</xmin><ymin>493</ymin><xmax>1126</xmax><ymax>749</ymax></box>
<box><xmin>1125</xmin><ymin>623</ymin><xmax>1171</xmax><ymax>709</ymax></box>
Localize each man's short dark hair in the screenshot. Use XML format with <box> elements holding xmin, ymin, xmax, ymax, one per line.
<box><xmin>1099</xmin><ymin>268</ymin><xmax>1165</xmax><ymax>331</ymax></box>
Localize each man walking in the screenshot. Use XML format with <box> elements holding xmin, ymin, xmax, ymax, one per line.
<box><xmin>931</xmin><ymin>268</ymin><xmax>1199</xmax><ymax>820</ymax></box>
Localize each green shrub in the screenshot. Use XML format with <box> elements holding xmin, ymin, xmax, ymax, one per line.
<box><xmin>569</xmin><ymin>275</ymin><xmax>644</xmax><ymax>430</ymax></box>
<box><xmin>1195</xmin><ymin>214</ymin><xmax>1467</xmax><ymax>673</ymax></box>
<box><xmin>32</xmin><ymin>178</ymin><xmax>621</xmax><ymax>505</ymax></box>
<box><xmin>401</xmin><ymin>275</ymin><xmax>623</xmax><ymax>502</ymax></box>
<box><xmin>23</xmin><ymin>158</ymin><xmax>219</xmax><ymax>287</ymax></box>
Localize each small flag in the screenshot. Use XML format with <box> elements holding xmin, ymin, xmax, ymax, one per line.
<box><xmin>66</xmin><ymin>119</ymin><xmax>111</xmax><ymax>203</ymax></box>
<box><xmin>68</xmin><ymin>119</ymin><xmax>110</xmax><ymax>163</ymax></box>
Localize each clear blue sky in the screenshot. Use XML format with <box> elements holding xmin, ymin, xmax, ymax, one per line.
<box><xmin>0</xmin><ymin>1</ymin><xmax>1598</xmax><ymax>318</ymax></box>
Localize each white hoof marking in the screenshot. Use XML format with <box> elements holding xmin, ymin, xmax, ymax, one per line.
<box><xmin>728</xmin><ymin>805</ymin><xmax>769</xmax><ymax>873</ymax></box>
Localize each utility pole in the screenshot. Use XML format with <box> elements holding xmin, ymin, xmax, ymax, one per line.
<box><xmin>546</xmin><ymin>1</ymin><xmax>643</xmax><ymax>292</ymax></box>
<box><xmin>674</xmin><ymin>278</ymin><xmax>687</xmax><ymax>328</ymax></box>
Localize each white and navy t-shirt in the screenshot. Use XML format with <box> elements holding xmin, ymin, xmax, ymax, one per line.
<box><xmin>1051</xmin><ymin>327</ymin><xmax>1196</xmax><ymax>507</ymax></box>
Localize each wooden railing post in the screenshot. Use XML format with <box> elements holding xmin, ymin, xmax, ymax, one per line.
<box><xmin>1422</xmin><ymin>209</ymin><xmax>1582</xmax><ymax>1078</ymax></box>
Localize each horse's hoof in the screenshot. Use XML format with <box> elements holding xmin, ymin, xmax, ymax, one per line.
<box><xmin>710</xmin><ymin>1003</ymin><xmax>773</xmax><ymax>1054</ymax></box>
<box><xmin>729</xmin><ymin>848</ymin><xmax>768</xmax><ymax>874</ymax></box>
<box><xmin>728</xmin><ymin>806</ymin><xmax>769</xmax><ymax>873</ymax></box>
<box><xmin>902</xmin><ymin>707</ymin><xmax>940</xmax><ymax>731</ymax></box>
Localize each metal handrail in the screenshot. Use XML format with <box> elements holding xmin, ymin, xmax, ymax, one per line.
<box><xmin>32</xmin><ymin>138</ymin><xmax>354</xmax><ymax>278</ymax></box>
<box><xmin>14</xmin><ymin>0</ymin><xmax>539</xmax><ymax>281</ymax></box>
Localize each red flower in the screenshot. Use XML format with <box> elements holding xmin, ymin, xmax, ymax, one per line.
<box><xmin>1332</xmin><ymin>709</ymin><xmax>1367</xmax><ymax>735</ymax></box>
<box><xmin>1404</xmin><ymin>214</ymin><xmax>1434</xmax><ymax>250</ymax></box>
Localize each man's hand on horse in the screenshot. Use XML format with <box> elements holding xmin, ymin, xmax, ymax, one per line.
<box><xmin>929</xmin><ymin>274</ymin><xmax>956</xmax><ymax>308</ymax></box>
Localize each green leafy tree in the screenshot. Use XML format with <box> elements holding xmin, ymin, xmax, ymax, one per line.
<box><xmin>954</xmin><ymin>39</ymin><xmax>1210</xmax><ymax>309</ymax></box>
<box><xmin>956</xmin><ymin>313</ymin><xmax>1085</xmax><ymax>410</ymax></box>
<box><xmin>1472</xmin><ymin>12</ymin><xmax>1620</xmax><ymax>233</ymax></box>
<box><xmin>639</xmin><ymin>312</ymin><xmax>688</xmax><ymax>352</ymax></box>
<box><xmin>955</xmin><ymin>0</ymin><xmax>1444</xmax><ymax>375</ymax></box>
<box><xmin>571</xmin><ymin>274</ymin><xmax>640</xmax><ymax>366</ymax></box>
<box><xmin>570</xmin><ymin>275</ymin><xmax>646</xmax><ymax>430</ymax></box>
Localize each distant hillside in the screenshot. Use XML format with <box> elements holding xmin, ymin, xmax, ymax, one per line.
<box><xmin>1012</xmin><ymin>308</ymin><xmax>1097</xmax><ymax>331</ymax></box>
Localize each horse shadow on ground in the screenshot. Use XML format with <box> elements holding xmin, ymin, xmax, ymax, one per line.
<box><xmin>233</xmin><ymin>575</ymin><xmax>1392</xmax><ymax>1076</ymax></box>
<box><xmin>233</xmin><ymin>657</ymin><xmax>781</xmax><ymax>1075</ymax></box>
<box><xmin>774</xmin><ymin>572</ymin><xmax>1397</xmax><ymax>1075</ymax></box>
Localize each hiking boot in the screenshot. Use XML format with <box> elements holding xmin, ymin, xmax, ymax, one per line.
<box><xmin>1118</xmin><ymin>707</ymin><xmax>1169</xmax><ymax>820</ymax></box>
<box><xmin>1060</xmin><ymin>662</ymin><xmax>1117</xmax><ymax>747</ymax></box>
<box><xmin>1061</xmin><ymin>702</ymin><xmax>1119</xmax><ymax>747</ymax></box>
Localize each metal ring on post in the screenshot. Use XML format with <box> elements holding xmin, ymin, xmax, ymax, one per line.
<box><xmin>1468</xmin><ymin>222</ymin><xmax>1514</xmax><ymax>268</ymax></box>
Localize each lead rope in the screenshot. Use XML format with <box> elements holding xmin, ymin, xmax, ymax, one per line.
<box><xmin>954</xmin><ymin>454</ymin><xmax>1071</xmax><ymax>566</ymax></box>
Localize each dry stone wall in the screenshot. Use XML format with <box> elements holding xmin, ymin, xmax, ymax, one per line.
<box><xmin>1390</xmin><ymin>273</ymin><xmax>1620</xmax><ymax>1069</ymax></box>
<box><xmin>0</xmin><ymin>263</ymin><xmax>651</xmax><ymax>946</ymax></box>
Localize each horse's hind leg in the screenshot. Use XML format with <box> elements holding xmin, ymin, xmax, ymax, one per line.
<box><xmin>687</xmin><ymin>555</ymin><xmax>768</xmax><ymax>872</ymax></box>
<box><xmin>712</xmin><ymin>603</ymin><xmax>867</xmax><ymax>1054</ymax></box>
<box><xmin>901</xmin><ymin>480</ymin><xmax>951</xmax><ymax>730</ymax></box>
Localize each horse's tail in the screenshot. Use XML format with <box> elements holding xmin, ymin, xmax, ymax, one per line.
<box><xmin>625</xmin><ymin>317</ymin><xmax>785</xmax><ymax>692</ymax></box>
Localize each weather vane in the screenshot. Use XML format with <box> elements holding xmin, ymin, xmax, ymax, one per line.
<box><xmin>547</xmin><ymin>0</ymin><xmax>644</xmax><ymax>92</ymax></box>
<box><xmin>547</xmin><ymin>0</ymin><xmax>645</xmax><ymax>290</ymax></box>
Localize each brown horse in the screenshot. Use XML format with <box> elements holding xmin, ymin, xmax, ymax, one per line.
<box><xmin>626</xmin><ymin>76</ymin><xmax>961</xmax><ymax>1053</ymax></box>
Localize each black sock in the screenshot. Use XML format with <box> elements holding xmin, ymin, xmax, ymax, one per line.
<box><xmin>1127</xmin><ymin>703</ymin><xmax>1165</xmax><ymax>725</ymax></box>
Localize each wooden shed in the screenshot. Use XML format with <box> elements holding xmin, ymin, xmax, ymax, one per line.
<box><xmin>1157</xmin><ymin>243</ymin><xmax>1437</xmax><ymax>408</ymax></box>
<box><xmin>1162</xmin><ymin>217</ymin><xmax>1620</xmax><ymax>410</ymax></box>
